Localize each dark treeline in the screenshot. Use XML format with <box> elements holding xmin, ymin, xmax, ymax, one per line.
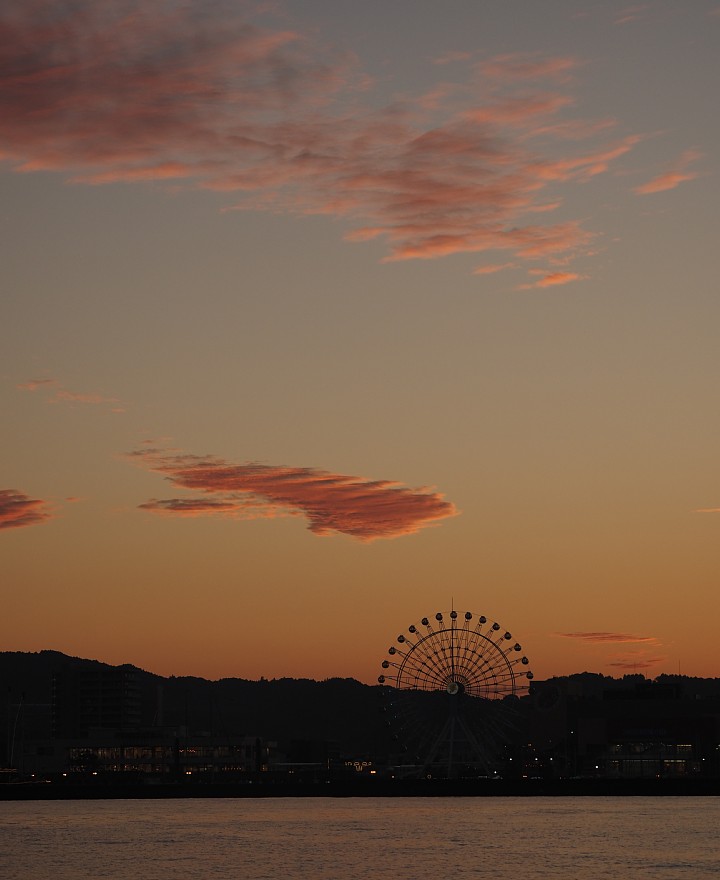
<box><xmin>3</xmin><ymin>650</ymin><xmax>720</xmax><ymax>759</ymax></box>
<box><xmin>1</xmin><ymin>650</ymin><xmax>388</xmax><ymax>755</ymax></box>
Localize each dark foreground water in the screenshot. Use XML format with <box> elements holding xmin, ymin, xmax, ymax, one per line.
<box><xmin>2</xmin><ymin>797</ymin><xmax>719</xmax><ymax>879</ymax></box>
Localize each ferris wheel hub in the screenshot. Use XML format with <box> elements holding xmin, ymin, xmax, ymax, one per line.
<box><xmin>446</xmin><ymin>681</ymin><xmax>460</xmax><ymax>695</ymax></box>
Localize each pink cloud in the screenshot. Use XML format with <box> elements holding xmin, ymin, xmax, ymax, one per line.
<box><xmin>461</xmin><ymin>94</ymin><xmax>575</xmax><ymax>127</ymax></box>
<box><xmin>433</xmin><ymin>51</ymin><xmax>473</xmax><ymax>66</ymax></box>
<box><xmin>0</xmin><ymin>2</ymin><xmax>649</xmax><ymax>274</ymax></box>
<box><xmin>535</xmin><ymin>136</ymin><xmax>642</xmax><ymax>182</ymax></box>
<box><xmin>473</xmin><ymin>262</ymin><xmax>515</xmax><ymax>276</ymax></box>
<box><xmin>17</xmin><ymin>377</ymin><xmax>123</xmax><ymax>410</ymax></box>
<box><xmin>634</xmin><ymin>150</ymin><xmax>701</xmax><ymax>195</ymax></box>
<box><xmin>127</xmin><ymin>448</ymin><xmax>458</xmax><ymax>541</ymax></box>
<box><xmin>529</xmin><ymin>118</ymin><xmax>619</xmax><ymax>142</ymax></box>
<box><xmin>139</xmin><ymin>496</ymin><xmax>296</xmax><ymax>519</ymax></box>
<box><xmin>634</xmin><ymin>170</ymin><xmax>697</xmax><ymax>195</ymax></box>
<box><xmin>413</xmin><ymin>83</ymin><xmax>462</xmax><ymax>111</ymax></box>
<box><xmin>0</xmin><ymin>489</ymin><xmax>53</xmax><ymax>530</ymax></box>
<box><xmin>519</xmin><ymin>270</ymin><xmax>585</xmax><ymax>289</ymax></box>
<box><xmin>614</xmin><ymin>5</ymin><xmax>650</xmax><ymax>26</ymax></box>
<box><xmin>556</xmin><ymin>632</ymin><xmax>660</xmax><ymax>645</ymax></box>
<box><xmin>16</xmin><ymin>378</ymin><xmax>57</xmax><ymax>392</ymax></box>
<box><xmin>474</xmin><ymin>54</ymin><xmax>579</xmax><ymax>83</ymax></box>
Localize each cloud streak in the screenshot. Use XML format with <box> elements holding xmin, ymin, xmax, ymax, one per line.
<box><xmin>127</xmin><ymin>448</ymin><xmax>458</xmax><ymax>541</ymax></box>
<box><xmin>0</xmin><ymin>1</ymin><xmax>647</xmax><ymax>273</ymax></box>
<box><xmin>17</xmin><ymin>377</ymin><xmax>123</xmax><ymax>411</ymax></box>
<box><xmin>608</xmin><ymin>652</ymin><xmax>667</xmax><ymax>670</ymax></box>
<box><xmin>556</xmin><ymin>631</ymin><xmax>660</xmax><ymax>645</ymax></box>
<box><xmin>614</xmin><ymin>5</ymin><xmax>650</xmax><ymax>26</ymax></box>
<box><xmin>634</xmin><ymin>150</ymin><xmax>701</xmax><ymax>195</ymax></box>
<box><xmin>519</xmin><ymin>270</ymin><xmax>585</xmax><ymax>289</ymax></box>
<box><xmin>0</xmin><ymin>489</ymin><xmax>53</xmax><ymax>530</ymax></box>
<box><xmin>16</xmin><ymin>378</ymin><xmax>56</xmax><ymax>392</ymax></box>
<box><xmin>138</xmin><ymin>496</ymin><xmax>295</xmax><ymax>519</ymax></box>
<box><xmin>54</xmin><ymin>389</ymin><xmax>118</xmax><ymax>405</ymax></box>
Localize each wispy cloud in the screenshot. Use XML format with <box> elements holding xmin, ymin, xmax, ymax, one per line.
<box><xmin>634</xmin><ymin>150</ymin><xmax>701</xmax><ymax>195</ymax></box>
<box><xmin>0</xmin><ymin>2</ymin><xmax>649</xmax><ymax>274</ymax></box>
<box><xmin>556</xmin><ymin>632</ymin><xmax>660</xmax><ymax>645</ymax></box>
<box><xmin>16</xmin><ymin>378</ymin><xmax>56</xmax><ymax>392</ymax></box>
<box><xmin>556</xmin><ymin>631</ymin><xmax>667</xmax><ymax>671</ymax></box>
<box><xmin>519</xmin><ymin>270</ymin><xmax>585</xmax><ymax>290</ymax></box>
<box><xmin>614</xmin><ymin>5</ymin><xmax>650</xmax><ymax>26</ymax></box>
<box><xmin>472</xmin><ymin>262</ymin><xmax>515</xmax><ymax>276</ymax></box>
<box><xmin>695</xmin><ymin>507</ymin><xmax>720</xmax><ymax>513</ymax></box>
<box><xmin>17</xmin><ymin>377</ymin><xmax>124</xmax><ymax>412</ymax></box>
<box><xmin>127</xmin><ymin>448</ymin><xmax>458</xmax><ymax>541</ymax></box>
<box><xmin>474</xmin><ymin>54</ymin><xmax>579</xmax><ymax>83</ymax></box>
<box><xmin>432</xmin><ymin>51</ymin><xmax>473</xmax><ymax>66</ymax></box>
<box><xmin>0</xmin><ymin>489</ymin><xmax>53</xmax><ymax>531</ymax></box>
<box><xmin>139</xmin><ymin>496</ymin><xmax>296</xmax><ymax>519</ymax></box>
<box><xmin>608</xmin><ymin>652</ymin><xmax>667</xmax><ymax>670</ymax></box>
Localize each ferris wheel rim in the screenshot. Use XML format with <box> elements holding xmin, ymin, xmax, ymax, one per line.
<box><xmin>396</xmin><ymin>626</ymin><xmax>518</xmax><ymax>694</ymax></box>
<box><xmin>379</xmin><ymin>610</ymin><xmax>533</xmax><ymax>700</ymax></box>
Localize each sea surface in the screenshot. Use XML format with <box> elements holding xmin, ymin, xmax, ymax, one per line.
<box><xmin>2</xmin><ymin>796</ymin><xmax>719</xmax><ymax>879</ymax></box>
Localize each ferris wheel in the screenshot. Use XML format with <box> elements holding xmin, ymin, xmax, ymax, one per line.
<box><xmin>378</xmin><ymin>609</ymin><xmax>533</xmax><ymax>778</ymax></box>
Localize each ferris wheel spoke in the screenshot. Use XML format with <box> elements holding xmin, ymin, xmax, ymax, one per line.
<box><xmin>403</xmin><ymin>651</ymin><xmax>448</xmax><ymax>690</ymax></box>
<box><xmin>401</xmin><ymin>639</ymin><xmax>450</xmax><ymax>688</ymax></box>
<box><xmin>462</xmin><ymin>649</ymin><xmax>497</xmax><ymax>685</ymax></box>
<box><xmin>410</xmin><ymin>664</ymin><xmax>446</xmax><ymax>691</ymax></box>
<box><xmin>466</xmin><ymin>620</ymin><xmax>488</xmax><ymax>656</ymax></box>
<box><xmin>433</xmin><ymin>622</ymin><xmax>455</xmax><ymax>677</ymax></box>
<box><xmin>458</xmin><ymin>630</ymin><xmax>479</xmax><ymax>669</ymax></box>
<box><xmin>402</xmin><ymin>631</ymin><xmax>441</xmax><ymax>670</ymax></box>
<box><xmin>485</xmin><ymin>667</ymin><xmax>514</xmax><ymax>689</ymax></box>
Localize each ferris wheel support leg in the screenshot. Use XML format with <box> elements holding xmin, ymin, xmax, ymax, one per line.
<box><xmin>456</xmin><ymin>713</ymin><xmax>495</xmax><ymax>775</ymax></box>
<box><xmin>422</xmin><ymin>716</ymin><xmax>453</xmax><ymax>776</ymax></box>
<box><xmin>446</xmin><ymin>714</ymin><xmax>456</xmax><ymax>779</ymax></box>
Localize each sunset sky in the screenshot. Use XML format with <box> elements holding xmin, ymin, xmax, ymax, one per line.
<box><xmin>2</xmin><ymin>0</ymin><xmax>719</xmax><ymax>684</ymax></box>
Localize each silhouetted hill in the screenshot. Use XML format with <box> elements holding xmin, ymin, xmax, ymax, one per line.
<box><xmin>4</xmin><ymin>651</ymin><xmax>720</xmax><ymax>764</ymax></box>
<box><xmin>0</xmin><ymin>651</ymin><xmax>388</xmax><ymax>757</ymax></box>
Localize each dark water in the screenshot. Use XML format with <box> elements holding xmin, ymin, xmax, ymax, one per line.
<box><xmin>2</xmin><ymin>797</ymin><xmax>719</xmax><ymax>879</ymax></box>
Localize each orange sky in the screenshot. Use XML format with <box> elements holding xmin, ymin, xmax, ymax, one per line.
<box><xmin>2</xmin><ymin>0</ymin><xmax>720</xmax><ymax>684</ymax></box>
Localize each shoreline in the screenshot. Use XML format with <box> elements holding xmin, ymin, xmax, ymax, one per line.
<box><xmin>2</xmin><ymin>777</ymin><xmax>719</xmax><ymax>800</ymax></box>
